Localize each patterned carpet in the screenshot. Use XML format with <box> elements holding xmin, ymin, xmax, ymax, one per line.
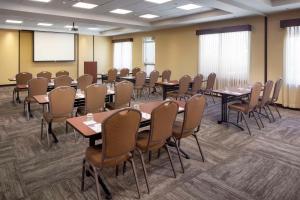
<box><xmin>0</xmin><ymin>86</ymin><xmax>299</xmax><ymax>200</ymax></box>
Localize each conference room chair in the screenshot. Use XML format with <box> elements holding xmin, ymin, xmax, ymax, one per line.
<box><xmin>77</xmin><ymin>74</ymin><xmax>93</xmax><ymax>91</ymax></box>
<box><xmin>161</xmin><ymin>70</ymin><xmax>171</xmax><ymax>82</ymax></box>
<box><xmin>24</xmin><ymin>77</ymin><xmax>48</xmax><ymax>120</ymax></box>
<box><xmin>106</xmin><ymin>81</ymin><xmax>133</xmax><ymax>110</ymax></box>
<box><xmin>186</xmin><ymin>74</ymin><xmax>204</xmax><ymax>96</ymax></box>
<box><xmin>134</xmin><ymin>71</ymin><xmax>147</xmax><ymax>99</ymax></box>
<box><xmin>119</xmin><ymin>68</ymin><xmax>130</xmax><ymax>77</ymax></box>
<box><xmin>270</xmin><ymin>78</ymin><xmax>283</xmax><ymax>119</ymax></box>
<box><xmin>144</xmin><ymin>70</ymin><xmax>159</xmax><ymax>97</ymax></box>
<box><xmin>54</xmin><ymin>75</ymin><xmax>72</xmax><ymax>88</ymax></box>
<box><xmin>76</xmin><ymin>84</ymin><xmax>107</xmax><ymax>116</ymax></box>
<box><xmin>166</xmin><ymin>75</ymin><xmax>192</xmax><ymax>100</ymax></box>
<box><xmin>228</xmin><ymin>82</ymin><xmax>263</xmax><ymax>135</ymax></box>
<box><xmin>56</xmin><ymin>70</ymin><xmax>69</xmax><ymax>77</ymax></box>
<box><xmin>37</xmin><ymin>71</ymin><xmax>52</xmax><ymax>82</ymax></box>
<box><xmin>41</xmin><ymin>86</ymin><xmax>76</xmax><ymax>147</ymax></box>
<box><xmin>13</xmin><ymin>72</ymin><xmax>33</xmax><ymax>103</ymax></box>
<box><xmin>257</xmin><ymin>80</ymin><xmax>274</xmax><ymax>125</ymax></box>
<box><xmin>172</xmin><ymin>95</ymin><xmax>206</xmax><ymax>173</ymax></box>
<box><xmin>81</xmin><ymin>108</ymin><xmax>142</xmax><ymax>200</ymax></box>
<box><xmin>136</xmin><ymin>100</ymin><xmax>178</xmax><ymax>193</ymax></box>
<box><xmin>200</xmin><ymin>73</ymin><xmax>216</xmax><ymax>104</ymax></box>
<box><xmin>103</xmin><ymin>68</ymin><xmax>117</xmax><ymax>86</ymax></box>
<box><xmin>132</xmin><ymin>67</ymin><xmax>141</xmax><ymax>77</ymax></box>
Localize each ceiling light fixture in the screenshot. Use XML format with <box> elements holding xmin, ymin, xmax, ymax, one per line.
<box><xmin>72</xmin><ymin>2</ymin><xmax>98</xmax><ymax>9</ymax></box>
<box><xmin>88</xmin><ymin>27</ymin><xmax>100</xmax><ymax>31</ymax></box>
<box><xmin>37</xmin><ymin>22</ymin><xmax>53</xmax><ymax>26</ymax></box>
<box><xmin>177</xmin><ymin>4</ymin><xmax>202</xmax><ymax>10</ymax></box>
<box><xmin>145</xmin><ymin>0</ymin><xmax>172</xmax><ymax>4</ymax></box>
<box><xmin>29</xmin><ymin>0</ymin><xmax>51</xmax><ymax>2</ymax></box>
<box><xmin>5</xmin><ymin>20</ymin><xmax>23</xmax><ymax>24</ymax></box>
<box><xmin>65</xmin><ymin>25</ymin><xmax>78</xmax><ymax>29</ymax></box>
<box><xmin>110</xmin><ymin>9</ymin><xmax>132</xmax><ymax>14</ymax></box>
<box><xmin>139</xmin><ymin>14</ymin><xmax>159</xmax><ymax>19</ymax></box>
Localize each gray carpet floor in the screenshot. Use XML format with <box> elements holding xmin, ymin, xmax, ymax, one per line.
<box><xmin>0</xmin><ymin>86</ymin><xmax>299</xmax><ymax>200</ymax></box>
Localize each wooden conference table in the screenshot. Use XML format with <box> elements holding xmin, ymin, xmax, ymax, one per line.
<box><xmin>67</xmin><ymin>100</ymin><xmax>185</xmax><ymax>199</ymax></box>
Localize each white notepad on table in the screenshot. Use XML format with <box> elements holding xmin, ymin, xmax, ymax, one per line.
<box><xmin>142</xmin><ymin>112</ymin><xmax>151</xmax><ymax>120</ymax></box>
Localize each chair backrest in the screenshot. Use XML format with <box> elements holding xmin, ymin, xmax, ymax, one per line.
<box><xmin>102</xmin><ymin>108</ymin><xmax>141</xmax><ymax>160</ymax></box>
<box><xmin>191</xmin><ymin>74</ymin><xmax>204</xmax><ymax>92</ymax></box>
<box><xmin>48</xmin><ymin>86</ymin><xmax>76</xmax><ymax>118</ymax></box>
<box><xmin>37</xmin><ymin>71</ymin><xmax>52</xmax><ymax>82</ymax></box>
<box><xmin>149</xmin><ymin>70</ymin><xmax>159</xmax><ymax>87</ymax></box>
<box><xmin>114</xmin><ymin>81</ymin><xmax>134</xmax><ymax>108</ymax></box>
<box><xmin>77</xmin><ymin>74</ymin><xmax>93</xmax><ymax>91</ymax></box>
<box><xmin>56</xmin><ymin>70</ymin><xmax>69</xmax><ymax>77</ymax></box>
<box><xmin>107</xmin><ymin>68</ymin><xmax>118</xmax><ymax>82</ymax></box>
<box><xmin>16</xmin><ymin>72</ymin><xmax>32</xmax><ymax>85</ymax></box>
<box><xmin>260</xmin><ymin>80</ymin><xmax>274</xmax><ymax>106</ymax></box>
<box><xmin>135</xmin><ymin>71</ymin><xmax>146</xmax><ymax>87</ymax></box>
<box><xmin>132</xmin><ymin>67</ymin><xmax>141</xmax><ymax>76</ymax></box>
<box><xmin>85</xmin><ymin>84</ymin><xmax>107</xmax><ymax>113</ymax></box>
<box><xmin>206</xmin><ymin>73</ymin><xmax>216</xmax><ymax>90</ymax></box>
<box><xmin>161</xmin><ymin>70</ymin><xmax>171</xmax><ymax>82</ymax></box>
<box><xmin>148</xmin><ymin>101</ymin><xmax>178</xmax><ymax>146</ymax></box>
<box><xmin>180</xmin><ymin>95</ymin><xmax>206</xmax><ymax>138</ymax></box>
<box><xmin>54</xmin><ymin>75</ymin><xmax>72</xmax><ymax>88</ymax></box>
<box><xmin>248</xmin><ymin>82</ymin><xmax>263</xmax><ymax>110</ymax></box>
<box><xmin>120</xmin><ymin>68</ymin><xmax>130</xmax><ymax>77</ymax></box>
<box><xmin>272</xmin><ymin>78</ymin><xmax>283</xmax><ymax>102</ymax></box>
<box><xmin>28</xmin><ymin>78</ymin><xmax>48</xmax><ymax>98</ymax></box>
<box><xmin>178</xmin><ymin>75</ymin><xmax>192</xmax><ymax>95</ymax></box>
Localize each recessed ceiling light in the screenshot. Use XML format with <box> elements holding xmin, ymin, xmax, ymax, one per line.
<box><xmin>88</xmin><ymin>27</ymin><xmax>100</xmax><ymax>31</ymax></box>
<box><xmin>65</xmin><ymin>25</ymin><xmax>78</xmax><ymax>29</ymax></box>
<box><xmin>145</xmin><ymin>0</ymin><xmax>172</xmax><ymax>4</ymax></box>
<box><xmin>177</xmin><ymin>4</ymin><xmax>202</xmax><ymax>10</ymax></box>
<box><xmin>110</xmin><ymin>9</ymin><xmax>132</xmax><ymax>14</ymax></box>
<box><xmin>6</xmin><ymin>20</ymin><xmax>23</xmax><ymax>24</ymax></box>
<box><xmin>139</xmin><ymin>14</ymin><xmax>159</xmax><ymax>19</ymax></box>
<box><xmin>29</xmin><ymin>0</ymin><xmax>51</xmax><ymax>2</ymax></box>
<box><xmin>37</xmin><ymin>22</ymin><xmax>53</xmax><ymax>26</ymax></box>
<box><xmin>72</xmin><ymin>2</ymin><xmax>98</xmax><ymax>9</ymax></box>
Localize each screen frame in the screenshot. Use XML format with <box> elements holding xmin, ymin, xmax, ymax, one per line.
<box><xmin>33</xmin><ymin>31</ymin><xmax>76</xmax><ymax>62</ymax></box>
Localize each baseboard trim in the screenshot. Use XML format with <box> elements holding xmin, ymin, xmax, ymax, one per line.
<box><xmin>0</xmin><ymin>84</ymin><xmax>15</xmax><ymax>87</ymax></box>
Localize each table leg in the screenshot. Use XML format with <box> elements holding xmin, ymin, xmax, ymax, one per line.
<box><xmin>218</xmin><ymin>94</ymin><xmax>228</xmax><ymax>124</ymax></box>
<box><xmin>162</xmin><ymin>86</ymin><xmax>167</xmax><ymax>100</ymax></box>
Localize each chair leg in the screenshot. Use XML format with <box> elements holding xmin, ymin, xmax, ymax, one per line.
<box><xmin>193</xmin><ymin>134</ymin><xmax>205</xmax><ymax>162</ymax></box>
<box><xmin>81</xmin><ymin>159</ymin><xmax>86</xmax><ymax>191</ymax></box>
<box><xmin>41</xmin><ymin>118</ymin><xmax>44</xmax><ymax>140</ymax></box>
<box><xmin>241</xmin><ymin>113</ymin><xmax>251</xmax><ymax>136</ymax></box>
<box><xmin>273</xmin><ymin>103</ymin><xmax>282</xmax><ymax>118</ymax></box>
<box><xmin>263</xmin><ymin>106</ymin><xmax>272</xmax><ymax>123</ymax></box>
<box><xmin>115</xmin><ymin>165</ymin><xmax>119</xmax><ymax>177</ymax></box>
<box><xmin>129</xmin><ymin>158</ymin><xmax>141</xmax><ymax>199</ymax></box>
<box><xmin>92</xmin><ymin>166</ymin><xmax>102</xmax><ymax>200</ymax></box>
<box><xmin>137</xmin><ymin>149</ymin><xmax>150</xmax><ymax>194</ymax></box>
<box><xmin>266</xmin><ymin>105</ymin><xmax>275</xmax><ymax>122</ymax></box>
<box><xmin>46</xmin><ymin>123</ymin><xmax>50</xmax><ymax>148</ymax></box>
<box><xmin>164</xmin><ymin>144</ymin><xmax>177</xmax><ymax>178</ymax></box>
<box><xmin>257</xmin><ymin>109</ymin><xmax>264</xmax><ymax>128</ymax></box>
<box><xmin>157</xmin><ymin>148</ymin><xmax>161</xmax><ymax>159</ymax></box>
<box><xmin>237</xmin><ymin>111</ymin><xmax>240</xmax><ymax>124</ymax></box>
<box><xmin>251</xmin><ymin>111</ymin><xmax>261</xmax><ymax>130</ymax></box>
<box><xmin>173</xmin><ymin>138</ymin><xmax>184</xmax><ymax>173</ymax></box>
<box><xmin>122</xmin><ymin>161</ymin><xmax>127</xmax><ymax>175</ymax></box>
<box><xmin>210</xmin><ymin>92</ymin><xmax>215</xmax><ymax>104</ymax></box>
<box><xmin>148</xmin><ymin>151</ymin><xmax>152</xmax><ymax>163</ymax></box>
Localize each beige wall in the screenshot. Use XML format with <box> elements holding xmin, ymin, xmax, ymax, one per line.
<box><xmin>78</xmin><ymin>35</ymin><xmax>93</xmax><ymax>77</ymax></box>
<box><xmin>94</xmin><ymin>36</ymin><xmax>113</xmax><ymax>74</ymax></box>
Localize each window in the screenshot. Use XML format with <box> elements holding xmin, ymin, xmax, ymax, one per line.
<box><xmin>143</xmin><ymin>37</ymin><xmax>155</xmax><ymax>76</ymax></box>
<box><xmin>198</xmin><ymin>31</ymin><xmax>251</xmax><ymax>89</ymax></box>
<box><xmin>284</xmin><ymin>26</ymin><xmax>300</xmax><ymax>86</ymax></box>
<box><xmin>113</xmin><ymin>41</ymin><xmax>132</xmax><ymax>70</ymax></box>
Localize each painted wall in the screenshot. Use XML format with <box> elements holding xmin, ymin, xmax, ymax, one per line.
<box><xmin>94</xmin><ymin>36</ymin><xmax>113</xmax><ymax>74</ymax></box>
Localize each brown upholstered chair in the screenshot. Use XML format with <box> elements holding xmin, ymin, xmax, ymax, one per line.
<box><xmin>54</xmin><ymin>75</ymin><xmax>72</xmax><ymax>88</ymax></box>
<box><xmin>120</xmin><ymin>68</ymin><xmax>130</xmax><ymax>77</ymax></box>
<box><xmin>134</xmin><ymin>71</ymin><xmax>146</xmax><ymax>99</ymax></box>
<box><xmin>37</xmin><ymin>71</ymin><xmax>52</xmax><ymax>82</ymax></box>
<box><xmin>172</xmin><ymin>95</ymin><xmax>206</xmax><ymax>173</ymax></box>
<box><xmin>144</xmin><ymin>70</ymin><xmax>159</xmax><ymax>97</ymax></box>
<box><xmin>136</xmin><ymin>101</ymin><xmax>179</xmax><ymax>193</ymax></box>
<box><xmin>41</xmin><ymin>86</ymin><xmax>76</xmax><ymax>147</ymax></box>
<box><xmin>77</xmin><ymin>84</ymin><xmax>107</xmax><ymax>115</ymax></box>
<box><xmin>106</xmin><ymin>81</ymin><xmax>133</xmax><ymax>110</ymax></box>
<box><xmin>77</xmin><ymin>74</ymin><xmax>93</xmax><ymax>91</ymax></box>
<box><xmin>228</xmin><ymin>82</ymin><xmax>263</xmax><ymax>135</ymax></box>
<box><xmin>257</xmin><ymin>80</ymin><xmax>274</xmax><ymax>125</ymax></box>
<box><xmin>270</xmin><ymin>78</ymin><xmax>283</xmax><ymax>119</ymax></box>
<box><xmin>56</xmin><ymin>70</ymin><xmax>69</xmax><ymax>77</ymax></box>
<box><xmin>166</xmin><ymin>75</ymin><xmax>192</xmax><ymax>100</ymax></box>
<box><xmin>13</xmin><ymin>72</ymin><xmax>33</xmax><ymax>103</ymax></box>
<box><xmin>200</xmin><ymin>73</ymin><xmax>216</xmax><ymax>103</ymax></box>
<box><xmin>132</xmin><ymin>67</ymin><xmax>141</xmax><ymax>77</ymax></box>
<box><xmin>81</xmin><ymin>108</ymin><xmax>142</xmax><ymax>200</ymax></box>
<box><xmin>103</xmin><ymin>68</ymin><xmax>118</xmax><ymax>85</ymax></box>
<box><xmin>161</xmin><ymin>70</ymin><xmax>171</xmax><ymax>82</ymax></box>
<box><xmin>24</xmin><ymin>77</ymin><xmax>48</xmax><ymax>120</ymax></box>
<box><xmin>186</xmin><ymin>74</ymin><xmax>204</xmax><ymax>96</ymax></box>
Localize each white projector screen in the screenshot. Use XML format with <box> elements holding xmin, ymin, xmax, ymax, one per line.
<box><xmin>34</xmin><ymin>31</ymin><xmax>75</xmax><ymax>61</ymax></box>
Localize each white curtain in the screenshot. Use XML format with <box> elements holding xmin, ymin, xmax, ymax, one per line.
<box><xmin>113</xmin><ymin>42</ymin><xmax>132</xmax><ymax>70</ymax></box>
<box><xmin>199</xmin><ymin>31</ymin><xmax>251</xmax><ymax>89</ymax></box>
<box><xmin>143</xmin><ymin>37</ymin><xmax>155</xmax><ymax>76</ymax></box>
<box><xmin>283</xmin><ymin>26</ymin><xmax>300</xmax><ymax>108</ymax></box>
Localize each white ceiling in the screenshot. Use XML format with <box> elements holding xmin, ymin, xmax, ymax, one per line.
<box><xmin>0</xmin><ymin>0</ymin><xmax>299</xmax><ymax>36</ymax></box>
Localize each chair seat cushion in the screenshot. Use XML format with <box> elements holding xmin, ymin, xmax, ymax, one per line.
<box><xmin>228</xmin><ymin>102</ymin><xmax>249</xmax><ymax>113</ymax></box>
<box><xmin>136</xmin><ymin>130</ymin><xmax>164</xmax><ymax>151</ymax></box>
